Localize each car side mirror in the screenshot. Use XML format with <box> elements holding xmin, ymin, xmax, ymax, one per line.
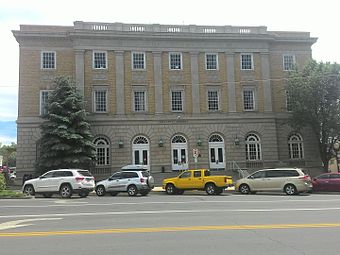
<box><xmin>248</xmin><ymin>176</ymin><xmax>254</xmax><ymax>179</ymax></box>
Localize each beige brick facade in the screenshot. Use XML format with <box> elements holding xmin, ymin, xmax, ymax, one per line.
<box><xmin>13</xmin><ymin>21</ymin><xmax>322</xmax><ymax>177</ymax></box>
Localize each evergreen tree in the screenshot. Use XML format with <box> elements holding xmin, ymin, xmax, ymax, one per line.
<box><xmin>287</xmin><ymin>61</ymin><xmax>340</xmax><ymax>171</ymax></box>
<box><xmin>37</xmin><ymin>76</ymin><xmax>96</xmax><ymax>174</ymax></box>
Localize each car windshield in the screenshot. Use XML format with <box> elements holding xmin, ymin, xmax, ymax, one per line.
<box><xmin>77</xmin><ymin>170</ymin><xmax>93</xmax><ymax>177</ymax></box>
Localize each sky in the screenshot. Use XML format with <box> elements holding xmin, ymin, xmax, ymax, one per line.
<box><xmin>0</xmin><ymin>0</ymin><xmax>339</xmax><ymax>144</ymax></box>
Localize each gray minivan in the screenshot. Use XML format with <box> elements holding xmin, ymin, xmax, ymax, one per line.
<box><xmin>235</xmin><ymin>168</ymin><xmax>312</xmax><ymax>195</ymax></box>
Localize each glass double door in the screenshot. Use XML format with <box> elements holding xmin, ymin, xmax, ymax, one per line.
<box><xmin>172</xmin><ymin>147</ymin><xmax>188</xmax><ymax>171</ymax></box>
<box><xmin>132</xmin><ymin>144</ymin><xmax>149</xmax><ymax>171</ymax></box>
<box><xmin>209</xmin><ymin>143</ymin><xmax>225</xmax><ymax>169</ymax></box>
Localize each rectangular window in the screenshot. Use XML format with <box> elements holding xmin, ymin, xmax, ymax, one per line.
<box><xmin>241</xmin><ymin>54</ymin><xmax>253</xmax><ymax>70</ymax></box>
<box><xmin>133</xmin><ymin>91</ymin><xmax>146</xmax><ymax>112</ymax></box>
<box><xmin>40</xmin><ymin>90</ymin><xmax>51</xmax><ymax>115</ymax></box>
<box><xmin>169</xmin><ymin>53</ymin><xmax>182</xmax><ymax>70</ymax></box>
<box><xmin>283</xmin><ymin>54</ymin><xmax>295</xmax><ymax>71</ymax></box>
<box><xmin>206</xmin><ymin>53</ymin><xmax>218</xmax><ymax>70</ymax></box>
<box><xmin>41</xmin><ymin>52</ymin><xmax>56</xmax><ymax>69</ymax></box>
<box><xmin>207</xmin><ymin>90</ymin><xmax>219</xmax><ymax>111</ymax></box>
<box><xmin>171</xmin><ymin>90</ymin><xmax>183</xmax><ymax>111</ymax></box>
<box><xmin>93</xmin><ymin>51</ymin><xmax>107</xmax><ymax>69</ymax></box>
<box><xmin>243</xmin><ymin>89</ymin><xmax>255</xmax><ymax>111</ymax></box>
<box><xmin>93</xmin><ymin>90</ymin><xmax>107</xmax><ymax>112</ymax></box>
<box><xmin>132</xmin><ymin>52</ymin><xmax>145</xmax><ymax>70</ymax></box>
<box><xmin>286</xmin><ymin>90</ymin><xmax>292</xmax><ymax>112</ymax></box>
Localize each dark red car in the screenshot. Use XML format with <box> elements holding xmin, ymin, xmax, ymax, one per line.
<box><xmin>312</xmin><ymin>173</ymin><xmax>340</xmax><ymax>192</ymax></box>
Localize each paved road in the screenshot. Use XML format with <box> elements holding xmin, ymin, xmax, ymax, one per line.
<box><xmin>1</xmin><ymin>192</ymin><xmax>340</xmax><ymax>255</ymax></box>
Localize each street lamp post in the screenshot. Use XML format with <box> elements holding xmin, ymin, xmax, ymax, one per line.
<box><xmin>334</xmin><ymin>141</ymin><xmax>340</xmax><ymax>172</ymax></box>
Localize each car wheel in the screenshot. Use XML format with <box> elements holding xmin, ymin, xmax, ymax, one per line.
<box><xmin>79</xmin><ymin>192</ymin><xmax>89</xmax><ymax>198</ymax></box>
<box><xmin>284</xmin><ymin>184</ymin><xmax>297</xmax><ymax>195</ymax></box>
<box><xmin>110</xmin><ymin>192</ymin><xmax>118</xmax><ymax>196</ymax></box>
<box><xmin>42</xmin><ymin>193</ymin><xmax>53</xmax><ymax>198</ymax></box>
<box><xmin>239</xmin><ymin>184</ymin><xmax>250</xmax><ymax>194</ymax></box>
<box><xmin>140</xmin><ymin>191</ymin><xmax>149</xmax><ymax>196</ymax></box>
<box><xmin>176</xmin><ymin>189</ymin><xmax>184</xmax><ymax>195</ymax></box>
<box><xmin>205</xmin><ymin>183</ymin><xmax>216</xmax><ymax>195</ymax></box>
<box><xmin>59</xmin><ymin>184</ymin><xmax>73</xmax><ymax>198</ymax></box>
<box><xmin>165</xmin><ymin>184</ymin><xmax>176</xmax><ymax>195</ymax></box>
<box><xmin>215</xmin><ymin>188</ymin><xmax>223</xmax><ymax>195</ymax></box>
<box><xmin>23</xmin><ymin>185</ymin><xmax>35</xmax><ymax>196</ymax></box>
<box><xmin>127</xmin><ymin>185</ymin><xmax>138</xmax><ymax>196</ymax></box>
<box><xmin>96</xmin><ymin>185</ymin><xmax>106</xmax><ymax>196</ymax></box>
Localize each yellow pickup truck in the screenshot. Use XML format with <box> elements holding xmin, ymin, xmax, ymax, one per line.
<box><xmin>162</xmin><ymin>169</ymin><xmax>233</xmax><ymax>195</ymax></box>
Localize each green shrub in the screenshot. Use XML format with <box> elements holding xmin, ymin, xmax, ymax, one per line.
<box><xmin>0</xmin><ymin>174</ymin><xmax>6</xmax><ymax>191</ymax></box>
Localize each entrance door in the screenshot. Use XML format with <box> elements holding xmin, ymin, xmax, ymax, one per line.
<box><xmin>171</xmin><ymin>135</ymin><xmax>188</xmax><ymax>171</ymax></box>
<box><xmin>132</xmin><ymin>136</ymin><xmax>150</xmax><ymax>171</ymax></box>
<box><xmin>209</xmin><ymin>134</ymin><xmax>225</xmax><ymax>169</ymax></box>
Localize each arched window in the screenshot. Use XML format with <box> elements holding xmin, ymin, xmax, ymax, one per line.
<box><xmin>245</xmin><ymin>133</ymin><xmax>261</xmax><ymax>161</ymax></box>
<box><xmin>133</xmin><ymin>136</ymin><xmax>149</xmax><ymax>144</ymax></box>
<box><xmin>172</xmin><ymin>135</ymin><xmax>187</xmax><ymax>143</ymax></box>
<box><xmin>209</xmin><ymin>134</ymin><xmax>223</xmax><ymax>142</ymax></box>
<box><xmin>94</xmin><ymin>137</ymin><xmax>110</xmax><ymax>166</ymax></box>
<box><xmin>288</xmin><ymin>133</ymin><xmax>304</xmax><ymax>159</ymax></box>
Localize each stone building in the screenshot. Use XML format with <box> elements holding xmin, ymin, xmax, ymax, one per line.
<box><xmin>13</xmin><ymin>21</ymin><xmax>321</xmax><ymax>177</ymax></box>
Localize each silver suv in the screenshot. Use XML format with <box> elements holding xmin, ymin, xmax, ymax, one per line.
<box><xmin>22</xmin><ymin>169</ymin><xmax>95</xmax><ymax>198</ymax></box>
<box><xmin>235</xmin><ymin>168</ymin><xmax>312</xmax><ymax>195</ymax></box>
<box><xmin>95</xmin><ymin>170</ymin><xmax>154</xmax><ymax>196</ymax></box>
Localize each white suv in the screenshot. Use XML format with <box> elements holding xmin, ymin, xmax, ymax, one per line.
<box><xmin>22</xmin><ymin>169</ymin><xmax>95</xmax><ymax>198</ymax></box>
<box><xmin>95</xmin><ymin>170</ymin><xmax>154</xmax><ymax>196</ymax></box>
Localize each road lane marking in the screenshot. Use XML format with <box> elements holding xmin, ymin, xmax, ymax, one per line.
<box><xmin>2</xmin><ymin>207</ymin><xmax>340</xmax><ymax>219</ymax></box>
<box><xmin>1</xmin><ymin>223</ymin><xmax>340</xmax><ymax>237</ymax></box>
<box><xmin>0</xmin><ymin>218</ymin><xmax>62</xmax><ymax>231</ymax></box>
<box><xmin>3</xmin><ymin>198</ymin><xmax>340</xmax><ymax>208</ymax></box>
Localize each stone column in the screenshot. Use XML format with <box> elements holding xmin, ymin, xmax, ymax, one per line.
<box><xmin>75</xmin><ymin>50</ymin><xmax>85</xmax><ymax>97</ymax></box>
<box><xmin>190</xmin><ymin>52</ymin><xmax>200</xmax><ymax>114</ymax></box>
<box><xmin>115</xmin><ymin>51</ymin><xmax>125</xmax><ymax>115</ymax></box>
<box><xmin>153</xmin><ymin>51</ymin><xmax>163</xmax><ymax>113</ymax></box>
<box><xmin>261</xmin><ymin>52</ymin><xmax>272</xmax><ymax>112</ymax></box>
<box><xmin>226</xmin><ymin>52</ymin><xmax>236</xmax><ymax>112</ymax></box>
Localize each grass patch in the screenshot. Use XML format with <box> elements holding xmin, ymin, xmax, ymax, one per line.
<box><xmin>0</xmin><ymin>190</ymin><xmax>27</xmax><ymax>199</ymax></box>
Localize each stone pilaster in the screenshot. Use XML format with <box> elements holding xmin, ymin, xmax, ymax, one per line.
<box><xmin>190</xmin><ymin>52</ymin><xmax>200</xmax><ymax>114</ymax></box>
<box><xmin>75</xmin><ymin>50</ymin><xmax>85</xmax><ymax>97</ymax></box>
<box><xmin>261</xmin><ymin>52</ymin><xmax>272</xmax><ymax>112</ymax></box>
<box><xmin>153</xmin><ymin>51</ymin><xmax>163</xmax><ymax>113</ymax></box>
<box><xmin>226</xmin><ymin>52</ymin><xmax>236</xmax><ymax>112</ymax></box>
<box><xmin>115</xmin><ymin>51</ymin><xmax>125</xmax><ymax>115</ymax></box>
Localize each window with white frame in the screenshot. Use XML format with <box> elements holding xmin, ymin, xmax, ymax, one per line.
<box><xmin>207</xmin><ymin>90</ymin><xmax>219</xmax><ymax>111</ymax></box>
<box><xmin>133</xmin><ymin>90</ymin><xmax>146</xmax><ymax>112</ymax></box>
<box><xmin>169</xmin><ymin>53</ymin><xmax>182</xmax><ymax>70</ymax></box>
<box><xmin>132</xmin><ymin>52</ymin><xmax>145</xmax><ymax>70</ymax></box>
<box><xmin>40</xmin><ymin>90</ymin><xmax>51</xmax><ymax>115</ymax></box>
<box><xmin>94</xmin><ymin>137</ymin><xmax>110</xmax><ymax>166</ymax></box>
<box><xmin>245</xmin><ymin>133</ymin><xmax>261</xmax><ymax>161</ymax></box>
<box><xmin>41</xmin><ymin>52</ymin><xmax>56</xmax><ymax>69</ymax></box>
<box><xmin>288</xmin><ymin>134</ymin><xmax>304</xmax><ymax>159</ymax></box>
<box><xmin>206</xmin><ymin>53</ymin><xmax>218</xmax><ymax>70</ymax></box>
<box><xmin>283</xmin><ymin>54</ymin><xmax>295</xmax><ymax>71</ymax></box>
<box><xmin>93</xmin><ymin>51</ymin><xmax>107</xmax><ymax>69</ymax></box>
<box><xmin>286</xmin><ymin>90</ymin><xmax>292</xmax><ymax>112</ymax></box>
<box><xmin>241</xmin><ymin>53</ymin><xmax>253</xmax><ymax>70</ymax></box>
<box><xmin>93</xmin><ymin>89</ymin><xmax>107</xmax><ymax>112</ymax></box>
<box><xmin>171</xmin><ymin>90</ymin><xmax>183</xmax><ymax>111</ymax></box>
<box><xmin>243</xmin><ymin>88</ymin><xmax>255</xmax><ymax>111</ymax></box>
